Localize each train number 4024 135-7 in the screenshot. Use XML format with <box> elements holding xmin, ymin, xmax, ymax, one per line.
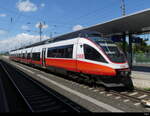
<box><xmin>77</xmin><ymin>54</ymin><xmax>84</xmax><ymax>59</ymax></box>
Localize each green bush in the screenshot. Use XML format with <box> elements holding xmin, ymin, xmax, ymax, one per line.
<box><xmin>134</xmin><ymin>53</ymin><xmax>150</xmax><ymax>63</ymax></box>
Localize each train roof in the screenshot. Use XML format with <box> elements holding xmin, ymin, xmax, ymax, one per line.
<box><xmin>11</xmin><ymin>8</ymin><xmax>150</xmax><ymax>52</ymax></box>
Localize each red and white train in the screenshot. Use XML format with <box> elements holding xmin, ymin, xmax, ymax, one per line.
<box><xmin>9</xmin><ymin>31</ymin><xmax>134</xmax><ymax>89</ymax></box>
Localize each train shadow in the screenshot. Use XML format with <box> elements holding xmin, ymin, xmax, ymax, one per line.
<box><xmin>132</xmin><ymin>65</ymin><xmax>150</xmax><ymax>73</ymax></box>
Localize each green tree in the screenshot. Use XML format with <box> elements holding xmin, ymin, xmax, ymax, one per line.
<box><xmin>133</xmin><ymin>39</ymin><xmax>149</xmax><ymax>54</ymax></box>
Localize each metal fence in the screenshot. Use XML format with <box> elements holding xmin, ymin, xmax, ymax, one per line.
<box><xmin>133</xmin><ymin>53</ymin><xmax>150</xmax><ymax>64</ymax></box>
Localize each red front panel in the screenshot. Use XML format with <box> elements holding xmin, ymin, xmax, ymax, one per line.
<box><xmin>21</xmin><ymin>59</ymin><xmax>27</xmax><ymax>63</ymax></box>
<box><xmin>77</xmin><ymin>60</ymin><xmax>116</xmax><ymax>76</ymax></box>
<box><xmin>31</xmin><ymin>60</ymin><xmax>42</xmax><ymax>65</ymax></box>
<box><xmin>46</xmin><ymin>58</ymin><xmax>77</xmax><ymax>72</ymax></box>
<box><xmin>45</xmin><ymin>58</ymin><xmax>116</xmax><ymax>76</ymax></box>
<box><xmin>26</xmin><ymin>59</ymin><xmax>32</xmax><ymax>64</ymax></box>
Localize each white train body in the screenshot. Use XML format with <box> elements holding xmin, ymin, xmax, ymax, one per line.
<box><xmin>9</xmin><ymin>32</ymin><xmax>133</xmax><ymax>88</ymax></box>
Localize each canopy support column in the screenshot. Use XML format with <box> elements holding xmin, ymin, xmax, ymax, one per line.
<box><xmin>129</xmin><ymin>34</ymin><xmax>133</xmax><ymax>69</ymax></box>
<box><xmin>122</xmin><ymin>32</ymin><xmax>126</xmax><ymax>56</ymax></box>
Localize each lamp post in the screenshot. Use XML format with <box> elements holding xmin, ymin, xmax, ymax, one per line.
<box><xmin>39</xmin><ymin>22</ymin><xmax>43</xmax><ymax>42</ymax></box>
<box><xmin>121</xmin><ymin>0</ymin><xmax>126</xmax><ymax>16</ymax></box>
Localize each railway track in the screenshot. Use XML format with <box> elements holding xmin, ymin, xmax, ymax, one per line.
<box><xmin>1</xmin><ymin>59</ymin><xmax>150</xmax><ymax>112</ymax></box>
<box><xmin>0</xmin><ymin>60</ymin><xmax>89</xmax><ymax>112</ymax></box>
<box><xmin>87</xmin><ymin>85</ymin><xmax>150</xmax><ymax>108</ymax></box>
<box><xmin>63</xmin><ymin>71</ymin><xmax>150</xmax><ymax>108</ymax></box>
<box><xmin>108</xmin><ymin>89</ymin><xmax>150</xmax><ymax>105</ymax></box>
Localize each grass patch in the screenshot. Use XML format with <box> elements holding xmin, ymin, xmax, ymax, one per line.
<box><xmin>134</xmin><ymin>54</ymin><xmax>150</xmax><ymax>63</ymax></box>
<box><xmin>144</xmin><ymin>88</ymin><xmax>150</xmax><ymax>91</ymax></box>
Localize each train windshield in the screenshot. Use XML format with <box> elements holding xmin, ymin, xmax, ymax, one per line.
<box><xmin>87</xmin><ymin>34</ymin><xmax>126</xmax><ymax>63</ymax></box>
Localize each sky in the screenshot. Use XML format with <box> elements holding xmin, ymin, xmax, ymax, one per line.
<box><xmin>0</xmin><ymin>0</ymin><xmax>150</xmax><ymax>52</ymax></box>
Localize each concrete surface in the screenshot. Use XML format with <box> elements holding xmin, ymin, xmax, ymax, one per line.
<box><xmin>132</xmin><ymin>71</ymin><xmax>150</xmax><ymax>89</ymax></box>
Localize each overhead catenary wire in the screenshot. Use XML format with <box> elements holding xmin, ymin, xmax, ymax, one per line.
<box><xmin>0</xmin><ymin>0</ymin><xmax>148</xmax><ymax>26</ymax></box>
<box><xmin>0</xmin><ymin>0</ymin><xmax>149</xmax><ymax>42</ymax></box>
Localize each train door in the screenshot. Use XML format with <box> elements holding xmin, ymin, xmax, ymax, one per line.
<box><xmin>42</xmin><ymin>48</ymin><xmax>46</xmax><ymax>67</ymax></box>
<box><xmin>30</xmin><ymin>48</ymin><xmax>33</xmax><ymax>65</ymax></box>
<box><xmin>76</xmin><ymin>42</ymin><xmax>84</xmax><ymax>72</ymax></box>
<box><xmin>25</xmin><ymin>51</ymin><xmax>27</xmax><ymax>64</ymax></box>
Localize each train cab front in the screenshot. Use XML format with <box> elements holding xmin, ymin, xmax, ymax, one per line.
<box><xmin>116</xmin><ymin>68</ymin><xmax>131</xmax><ymax>78</ymax></box>
<box><xmin>81</xmin><ymin>31</ymin><xmax>134</xmax><ymax>89</ymax></box>
<box><xmin>94</xmin><ymin>36</ymin><xmax>134</xmax><ymax>89</ymax></box>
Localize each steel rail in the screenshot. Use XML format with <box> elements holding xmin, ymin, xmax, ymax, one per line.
<box><xmin>0</xmin><ymin>62</ymin><xmax>10</xmax><ymax>112</ymax></box>
<box><xmin>0</xmin><ymin>62</ymin><xmax>34</xmax><ymax>112</ymax></box>
<box><xmin>1</xmin><ymin>61</ymin><xmax>89</xmax><ymax>112</ymax></box>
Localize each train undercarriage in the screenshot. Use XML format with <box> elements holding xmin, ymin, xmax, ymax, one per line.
<box><xmin>11</xmin><ymin>59</ymin><xmax>134</xmax><ymax>90</ymax></box>
<box><xmin>67</xmin><ymin>71</ymin><xmax>134</xmax><ymax>90</ymax></box>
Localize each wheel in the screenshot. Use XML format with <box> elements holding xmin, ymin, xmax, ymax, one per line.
<box><xmin>122</xmin><ymin>76</ymin><xmax>134</xmax><ymax>91</ymax></box>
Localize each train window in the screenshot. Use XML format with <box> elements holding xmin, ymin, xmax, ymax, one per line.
<box><xmin>22</xmin><ymin>53</ymin><xmax>26</xmax><ymax>59</ymax></box>
<box><xmin>100</xmin><ymin>45</ymin><xmax>126</xmax><ymax>63</ymax></box>
<box><xmin>87</xmin><ymin>35</ymin><xmax>126</xmax><ymax>63</ymax></box>
<box><xmin>27</xmin><ymin>53</ymin><xmax>31</xmax><ymax>59</ymax></box>
<box><xmin>53</xmin><ymin>49</ymin><xmax>58</xmax><ymax>57</ymax></box>
<box><xmin>47</xmin><ymin>45</ymin><xmax>73</xmax><ymax>58</ymax></box>
<box><xmin>47</xmin><ymin>49</ymin><xmax>52</xmax><ymax>57</ymax></box>
<box><xmin>32</xmin><ymin>52</ymin><xmax>41</xmax><ymax>61</ymax></box>
<box><xmin>65</xmin><ymin>46</ymin><xmax>73</xmax><ymax>58</ymax></box>
<box><xmin>58</xmin><ymin>48</ymin><xmax>65</xmax><ymax>58</ymax></box>
<box><xmin>84</xmin><ymin>44</ymin><xmax>107</xmax><ymax>63</ymax></box>
<box><xmin>20</xmin><ymin>54</ymin><xmax>22</xmax><ymax>58</ymax></box>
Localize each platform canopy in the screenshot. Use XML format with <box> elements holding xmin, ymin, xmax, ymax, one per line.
<box><xmin>16</xmin><ymin>9</ymin><xmax>150</xmax><ymax>50</ymax></box>
<box><xmin>57</xmin><ymin>8</ymin><xmax>150</xmax><ymax>38</ymax></box>
<box><xmin>84</xmin><ymin>8</ymin><xmax>150</xmax><ymax>35</ymax></box>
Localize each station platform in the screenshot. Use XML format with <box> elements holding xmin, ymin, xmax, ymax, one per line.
<box><xmin>132</xmin><ymin>65</ymin><xmax>150</xmax><ymax>89</ymax></box>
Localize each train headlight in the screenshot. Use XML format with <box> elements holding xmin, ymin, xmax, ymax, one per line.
<box><xmin>120</xmin><ymin>71</ymin><xmax>125</xmax><ymax>76</ymax></box>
